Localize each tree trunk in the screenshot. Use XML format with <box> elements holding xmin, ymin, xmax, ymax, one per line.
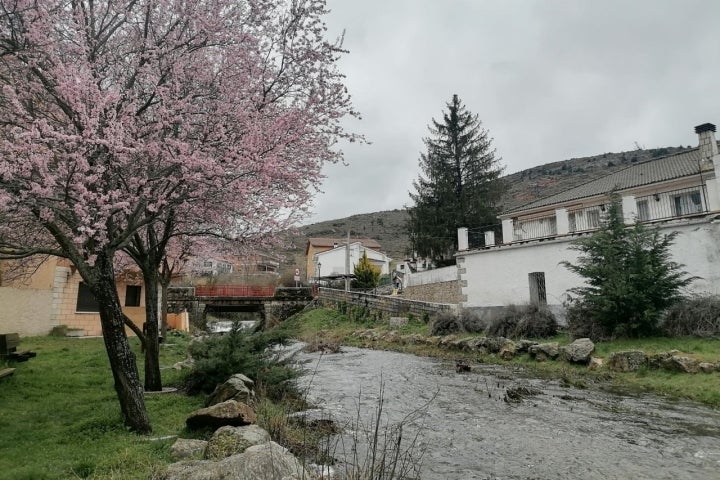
<box><xmin>92</xmin><ymin>254</ymin><xmax>152</xmax><ymax>433</ymax></box>
<box><xmin>142</xmin><ymin>267</ymin><xmax>163</xmax><ymax>392</ymax></box>
<box><xmin>160</xmin><ymin>280</ymin><xmax>169</xmax><ymax>339</ymax></box>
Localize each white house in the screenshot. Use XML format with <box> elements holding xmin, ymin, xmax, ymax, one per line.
<box><xmin>457</xmin><ymin>123</ymin><xmax>720</xmax><ymax>316</ymax></box>
<box><xmin>312</xmin><ymin>242</ymin><xmax>392</xmax><ymax>281</ymax></box>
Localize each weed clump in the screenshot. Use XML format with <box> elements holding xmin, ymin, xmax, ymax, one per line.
<box><xmin>660</xmin><ymin>295</ymin><xmax>720</xmax><ymax>338</ymax></box>
<box><xmin>487</xmin><ymin>304</ymin><xmax>557</xmax><ymax>339</ymax></box>
<box><xmin>429</xmin><ymin>309</ymin><xmax>487</xmax><ymax>335</ymax></box>
<box><xmin>429</xmin><ymin>312</ymin><xmax>461</xmax><ymax>336</ymax></box>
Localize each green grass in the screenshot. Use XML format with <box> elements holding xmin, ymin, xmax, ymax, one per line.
<box><xmin>0</xmin><ymin>334</ymin><xmax>204</xmax><ymax>480</ymax></box>
<box><xmin>287</xmin><ymin>307</ymin><xmax>720</xmax><ymax>408</ymax></box>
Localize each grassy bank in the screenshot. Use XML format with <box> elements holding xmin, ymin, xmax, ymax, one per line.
<box><xmin>0</xmin><ymin>334</ymin><xmax>202</xmax><ymax>480</ymax></box>
<box><xmin>281</xmin><ymin>307</ymin><xmax>720</xmax><ymax>408</ymax></box>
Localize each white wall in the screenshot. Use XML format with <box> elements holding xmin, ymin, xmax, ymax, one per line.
<box><xmin>405</xmin><ymin>265</ymin><xmax>458</xmax><ymax>287</ymax></box>
<box><xmin>314</xmin><ymin>244</ymin><xmax>390</xmax><ymax>277</ymax></box>
<box><xmin>459</xmin><ymin>217</ymin><xmax>720</xmax><ymax>308</ymax></box>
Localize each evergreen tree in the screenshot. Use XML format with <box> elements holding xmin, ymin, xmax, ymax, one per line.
<box><xmin>353</xmin><ymin>251</ymin><xmax>381</xmax><ymax>290</ymax></box>
<box><xmin>408</xmin><ymin>95</ymin><xmax>505</xmax><ymax>265</ymax></box>
<box><xmin>562</xmin><ymin>197</ymin><xmax>694</xmax><ymax>339</ymax></box>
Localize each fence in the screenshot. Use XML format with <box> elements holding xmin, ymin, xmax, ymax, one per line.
<box><xmin>193</xmin><ymin>285</ymin><xmax>276</xmax><ymax>297</ymax></box>
<box><xmin>317</xmin><ymin>288</ymin><xmax>457</xmax><ymax>318</ymax></box>
<box><xmin>512</xmin><ymin>213</ymin><xmax>557</xmax><ymax>241</ymax></box>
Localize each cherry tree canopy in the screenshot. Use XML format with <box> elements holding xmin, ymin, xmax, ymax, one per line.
<box><xmin>0</xmin><ymin>0</ymin><xmax>359</xmax><ymax>432</ymax></box>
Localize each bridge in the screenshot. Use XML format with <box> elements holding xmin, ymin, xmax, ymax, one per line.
<box><xmin>167</xmin><ymin>285</ymin><xmax>313</xmax><ymax>324</ymax></box>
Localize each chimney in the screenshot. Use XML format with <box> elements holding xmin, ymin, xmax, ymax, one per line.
<box><xmin>695</xmin><ymin>123</ymin><xmax>718</xmax><ymax>160</ymax></box>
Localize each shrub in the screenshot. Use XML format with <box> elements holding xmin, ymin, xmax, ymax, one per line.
<box><xmin>487</xmin><ymin>304</ymin><xmax>558</xmax><ymax>339</ymax></box>
<box><xmin>185</xmin><ymin>323</ymin><xmax>299</xmax><ymax>401</ymax></box>
<box><xmin>429</xmin><ymin>312</ymin><xmax>460</xmax><ymax>336</ymax></box>
<box><xmin>457</xmin><ymin>309</ymin><xmax>487</xmax><ymax>333</ymax></box>
<box><xmin>660</xmin><ymin>295</ymin><xmax>720</xmax><ymax>338</ymax></box>
<box><xmin>566</xmin><ymin>301</ymin><xmax>609</xmax><ymax>341</ymax></box>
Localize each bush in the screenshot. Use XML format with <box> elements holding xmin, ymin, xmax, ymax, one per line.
<box><xmin>566</xmin><ymin>301</ymin><xmax>610</xmax><ymax>341</ymax></box>
<box><xmin>487</xmin><ymin>304</ymin><xmax>558</xmax><ymax>339</ymax></box>
<box><xmin>430</xmin><ymin>310</ymin><xmax>488</xmax><ymax>335</ymax></box>
<box><xmin>660</xmin><ymin>295</ymin><xmax>720</xmax><ymax>338</ymax></box>
<box><xmin>429</xmin><ymin>312</ymin><xmax>460</xmax><ymax>336</ymax></box>
<box><xmin>457</xmin><ymin>309</ymin><xmax>487</xmax><ymax>333</ymax></box>
<box><xmin>185</xmin><ymin>323</ymin><xmax>299</xmax><ymax>401</ymax></box>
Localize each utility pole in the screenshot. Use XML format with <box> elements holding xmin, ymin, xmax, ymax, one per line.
<box><xmin>345</xmin><ymin>229</ymin><xmax>350</xmax><ymax>292</ymax></box>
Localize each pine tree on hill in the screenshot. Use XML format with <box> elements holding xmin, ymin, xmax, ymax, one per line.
<box><xmin>408</xmin><ymin>94</ymin><xmax>505</xmax><ymax>265</ymax></box>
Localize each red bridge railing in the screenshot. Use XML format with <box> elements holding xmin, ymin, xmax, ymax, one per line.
<box><xmin>194</xmin><ymin>285</ymin><xmax>276</xmax><ymax>297</ymax></box>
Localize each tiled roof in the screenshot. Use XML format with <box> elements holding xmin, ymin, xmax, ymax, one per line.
<box><xmin>305</xmin><ymin>237</ymin><xmax>382</xmax><ymax>254</ymax></box>
<box><xmin>503</xmin><ymin>148</ymin><xmax>708</xmax><ymax>215</ymax></box>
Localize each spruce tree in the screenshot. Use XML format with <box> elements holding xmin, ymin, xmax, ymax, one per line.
<box><xmin>353</xmin><ymin>251</ymin><xmax>381</xmax><ymax>290</ymax></box>
<box><xmin>408</xmin><ymin>94</ymin><xmax>505</xmax><ymax>265</ymax></box>
<box><xmin>562</xmin><ymin>197</ymin><xmax>693</xmax><ymax>339</ymax></box>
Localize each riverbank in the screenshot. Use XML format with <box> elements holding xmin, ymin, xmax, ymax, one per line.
<box><xmin>281</xmin><ymin>307</ymin><xmax>720</xmax><ymax>408</ymax></box>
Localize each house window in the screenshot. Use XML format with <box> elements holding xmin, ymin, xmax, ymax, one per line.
<box><xmin>76</xmin><ymin>282</ymin><xmax>100</xmax><ymax>312</ymax></box>
<box><xmin>568</xmin><ymin>212</ymin><xmax>578</xmax><ymax>232</ymax></box>
<box><xmin>586</xmin><ymin>209</ymin><xmax>601</xmax><ymax>229</ymax></box>
<box><xmin>673</xmin><ymin>191</ymin><xmax>703</xmax><ymax>216</ymax></box>
<box><xmin>528</xmin><ymin>272</ymin><xmax>547</xmax><ymax>306</ymax></box>
<box><xmin>636</xmin><ymin>199</ymin><xmax>650</xmax><ymax>222</ymax></box>
<box><xmin>125</xmin><ymin>285</ymin><xmax>142</xmax><ymax>307</ymax></box>
<box><xmin>203</xmin><ymin>260</ymin><xmax>213</xmax><ymax>267</ymax></box>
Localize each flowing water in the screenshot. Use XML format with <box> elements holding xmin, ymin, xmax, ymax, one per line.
<box><xmin>293</xmin><ymin>346</ymin><xmax>720</xmax><ymax>480</ymax></box>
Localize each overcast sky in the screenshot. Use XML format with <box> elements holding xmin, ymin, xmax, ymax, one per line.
<box><xmin>306</xmin><ymin>0</ymin><xmax>720</xmax><ymax>224</ymax></box>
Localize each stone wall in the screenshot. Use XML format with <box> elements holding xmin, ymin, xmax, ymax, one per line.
<box><xmin>317</xmin><ymin>288</ymin><xmax>457</xmax><ymax>319</ymax></box>
<box><xmin>402</xmin><ymin>280</ymin><xmax>462</xmax><ymax>304</ymax></box>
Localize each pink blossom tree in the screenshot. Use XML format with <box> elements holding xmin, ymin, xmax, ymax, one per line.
<box><xmin>0</xmin><ymin>0</ymin><xmax>358</xmax><ymax>432</ymax></box>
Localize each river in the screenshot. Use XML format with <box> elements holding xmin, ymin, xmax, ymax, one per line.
<box><xmin>292</xmin><ymin>346</ymin><xmax>720</xmax><ymax>480</ymax></box>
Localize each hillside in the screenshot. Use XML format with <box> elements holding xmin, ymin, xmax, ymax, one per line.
<box><xmin>276</xmin><ymin>145</ymin><xmax>692</xmax><ymax>277</ymax></box>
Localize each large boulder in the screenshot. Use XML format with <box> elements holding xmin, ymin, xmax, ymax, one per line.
<box><xmin>160</xmin><ymin>441</ymin><xmax>314</xmax><ymax>480</ymax></box>
<box><xmin>529</xmin><ymin>342</ymin><xmax>560</xmax><ymax>361</ymax></box>
<box><xmin>661</xmin><ymin>355</ymin><xmax>700</xmax><ymax>374</ymax></box>
<box><xmin>205</xmin><ymin>425</ymin><xmax>271</xmax><ymax>460</ymax></box>
<box><xmin>484</xmin><ymin>336</ymin><xmax>511</xmax><ymax>354</ymax></box>
<box><xmin>186</xmin><ymin>400</ymin><xmax>257</xmax><ymax>431</ymax></box>
<box><xmin>499</xmin><ymin>342</ymin><xmax>517</xmax><ymax>361</ymax></box>
<box><xmin>588</xmin><ymin>357</ymin><xmax>604</xmax><ymax>371</ymax></box>
<box><xmin>206</xmin><ymin>374</ymin><xmax>255</xmax><ymax>406</ymax></box>
<box><xmin>562</xmin><ymin>338</ymin><xmax>595</xmax><ymax>364</ymax></box>
<box><xmin>515</xmin><ymin>340</ymin><xmax>538</xmax><ymax>353</ymax></box>
<box><xmin>607</xmin><ymin>350</ymin><xmax>647</xmax><ymax>372</ymax></box>
<box><xmin>170</xmin><ymin>439</ymin><xmax>208</xmax><ymax>461</ymax></box>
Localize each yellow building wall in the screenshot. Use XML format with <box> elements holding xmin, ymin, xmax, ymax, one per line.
<box><xmin>0</xmin><ymin>258</ymin><xmax>58</xmax><ymax>336</ymax></box>
<box><xmin>56</xmin><ymin>272</ymin><xmax>147</xmax><ymax>337</ymax></box>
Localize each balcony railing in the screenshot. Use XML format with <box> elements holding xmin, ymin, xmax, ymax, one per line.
<box><xmin>512</xmin><ymin>214</ymin><xmax>557</xmax><ymax>241</ymax></box>
<box><xmin>635</xmin><ymin>185</ymin><xmax>708</xmax><ymax>222</ymax></box>
<box><xmin>194</xmin><ymin>285</ymin><xmax>276</xmax><ymax>297</ymax></box>
<box><xmin>568</xmin><ymin>205</ymin><xmax>604</xmax><ymax>233</ymax></box>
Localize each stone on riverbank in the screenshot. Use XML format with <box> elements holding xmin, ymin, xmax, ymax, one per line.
<box><xmin>160</xmin><ymin>441</ymin><xmax>313</xmax><ymax>480</ymax></box>
<box><xmin>205</xmin><ymin>425</ymin><xmax>271</xmax><ymax>459</ymax></box>
<box><xmin>607</xmin><ymin>350</ymin><xmax>647</xmax><ymax>372</ymax></box>
<box><xmin>562</xmin><ymin>338</ymin><xmax>595</xmax><ymax>364</ymax></box>
<box><xmin>529</xmin><ymin>342</ymin><xmax>560</xmax><ymax>361</ymax></box>
<box><xmin>206</xmin><ymin>374</ymin><xmax>255</xmax><ymax>406</ymax></box>
<box><xmin>170</xmin><ymin>439</ymin><xmax>208</xmax><ymax>460</ymax></box>
<box><xmin>186</xmin><ymin>400</ymin><xmax>257</xmax><ymax>431</ymax></box>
